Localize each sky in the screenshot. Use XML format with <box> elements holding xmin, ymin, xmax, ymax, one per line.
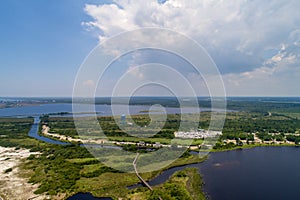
<box><xmin>1</xmin><ymin>0</ymin><xmax>300</xmax><ymax>97</ymax></box>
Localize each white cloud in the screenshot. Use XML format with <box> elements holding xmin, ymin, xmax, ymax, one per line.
<box><xmin>82</xmin><ymin>0</ymin><xmax>300</xmax><ymax>96</ymax></box>
<box><xmin>83</xmin><ymin>79</ymin><xmax>95</xmax><ymax>87</ymax></box>
<box><xmin>223</xmin><ymin>43</ymin><xmax>300</xmax><ymax>96</ymax></box>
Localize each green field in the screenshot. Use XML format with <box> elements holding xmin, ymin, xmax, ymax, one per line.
<box><xmin>0</xmin><ymin>117</ymin><xmax>41</xmax><ymax>148</ymax></box>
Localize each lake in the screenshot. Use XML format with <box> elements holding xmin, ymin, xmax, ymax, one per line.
<box><xmin>200</xmin><ymin>147</ymin><xmax>300</xmax><ymax>200</ymax></box>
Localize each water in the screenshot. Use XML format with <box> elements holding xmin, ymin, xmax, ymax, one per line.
<box><xmin>66</xmin><ymin>192</ymin><xmax>112</xmax><ymax>200</ymax></box>
<box><xmin>200</xmin><ymin>147</ymin><xmax>300</xmax><ymax>200</ymax></box>
<box><xmin>0</xmin><ymin>103</ymin><xmax>75</xmax><ymax>117</ymax></box>
<box><xmin>0</xmin><ymin>103</ymin><xmax>207</xmax><ymax>117</ymax></box>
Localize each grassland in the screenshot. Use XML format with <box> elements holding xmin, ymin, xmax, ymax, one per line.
<box><xmin>0</xmin><ymin>117</ymin><xmax>43</xmax><ymax>148</ymax></box>
<box><xmin>23</xmin><ymin>145</ymin><xmax>206</xmax><ymax>199</ymax></box>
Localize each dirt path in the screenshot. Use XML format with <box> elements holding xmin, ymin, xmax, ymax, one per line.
<box><xmin>41</xmin><ymin>125</ymin><xmax>108</xmax><ymax>144</ymax></box>
<box><xmin>0</xmin><ymin>146</ymin><xmax>48</xmax><ymax>200</ymax></box>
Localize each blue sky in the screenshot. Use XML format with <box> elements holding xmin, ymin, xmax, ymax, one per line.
<box><xmin>1</xmin><ymin>0</ymin><xmax>300</xmax><ymax>97</ymax></box>
<box><xmin>0</xmin><ymin>0</ymin><xmax>103</xmax><ymax>96</ymax></box>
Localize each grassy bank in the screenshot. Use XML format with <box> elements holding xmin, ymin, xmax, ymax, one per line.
<box><xmin>128</xmin><ymin>167</ymin><xmax>206</xmax><ymax>200</ymax></box>
<box><xmin>210</xmin><ymin>143</ymin><xmax>297</xmax><ymax>152</ymax></box>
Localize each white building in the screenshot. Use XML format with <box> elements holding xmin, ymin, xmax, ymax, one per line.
<box><xmin>174</xmin><ymin>130</ymin><xmax>222</xmax><ymax>139</ymax></box>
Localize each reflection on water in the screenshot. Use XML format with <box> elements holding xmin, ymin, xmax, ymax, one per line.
<box><xmin>211</xmin><ymin>161</ymin><xmax>240</xmax><ymax>168</ymax></box>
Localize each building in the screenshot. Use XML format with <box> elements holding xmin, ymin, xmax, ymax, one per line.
<box><xmin>121</xmin><ymin>114</ymin><xmax>126</xmax><ymax>125</ymax></box>
<box><xmin>174</xmin><ymin>130</ymin><xmax>222</xmax><ymax>139</ymax></box>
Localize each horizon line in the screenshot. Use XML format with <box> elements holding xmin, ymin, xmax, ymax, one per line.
<box><xmin>1</xmin><ymin>96</ymin><xmax>300</xmax><ymax>98</ymax></box>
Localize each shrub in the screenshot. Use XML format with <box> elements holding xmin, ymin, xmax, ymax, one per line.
<box><xmin>4</xmin><ymin>168</ymin><xmax>13</xmax><ymax>173</ymax></box>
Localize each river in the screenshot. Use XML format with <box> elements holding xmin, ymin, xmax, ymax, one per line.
<box><xmin>28</xmin><ymin>117</ymin><xmax>69</xmax><ymax>145</ymax></box>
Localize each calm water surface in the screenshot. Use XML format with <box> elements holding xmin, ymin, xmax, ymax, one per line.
<box><xmin>66</xmin><ymin>192</ymin><xmax>112</xmax><ymax>200</ymax></box>
<box><xmin>200</xmin><ymin>147</ymin><xmax>300</xmax><ymax>200</ymax></box>
<box><xmin>0</xmin><ymin>103</ymin><xmax>206</xmax><ymax>117</ymax></box>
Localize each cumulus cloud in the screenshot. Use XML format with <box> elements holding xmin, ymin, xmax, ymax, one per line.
<box><xmin>223</xmin><ymin>41</ymin><xmax>300</xmax><ymax>96</ymax></box>
<box><xmin>82</xmin><ymin>0</ymin><xmax>300</xmax><ymax>96</ymax></box>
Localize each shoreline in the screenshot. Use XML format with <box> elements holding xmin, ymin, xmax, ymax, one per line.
<box><xmin>210</xmin><ymin>143</ymin><xmax>298</xmax><ymax>153</ymax></box>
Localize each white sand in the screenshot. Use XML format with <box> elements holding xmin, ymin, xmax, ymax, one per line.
<box><xmin>0</xmin><ymin>146</ymin><xmax>48</xmax><ymax>200</ymax></box>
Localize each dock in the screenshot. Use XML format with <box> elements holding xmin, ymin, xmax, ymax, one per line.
<box><xmin>132</xmin><ymin>153</ymin><xmax>153</xmax><ymax>191</ymax></box>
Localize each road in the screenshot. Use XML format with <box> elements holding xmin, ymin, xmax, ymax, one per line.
<box><xmin>132</xmin><ymin>153</ymin><xmax>153</xmax><ymax>191</ymax></box>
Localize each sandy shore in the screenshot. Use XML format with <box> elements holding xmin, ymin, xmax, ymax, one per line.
<box><xmin>42</xmin><ymin>125</ymin><xmax>108</xmax><ymax>144</ymax></box>
<box><xmin>0</xmin><ymin>146</ymin><xmax>48</xmax><ymax>200</ymax></box>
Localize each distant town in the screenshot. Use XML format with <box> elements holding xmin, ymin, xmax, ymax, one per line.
<box><xmin>174</xmin><ymin>130</ymin><xmax>222</xmax><ymax>139</ymax></box>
